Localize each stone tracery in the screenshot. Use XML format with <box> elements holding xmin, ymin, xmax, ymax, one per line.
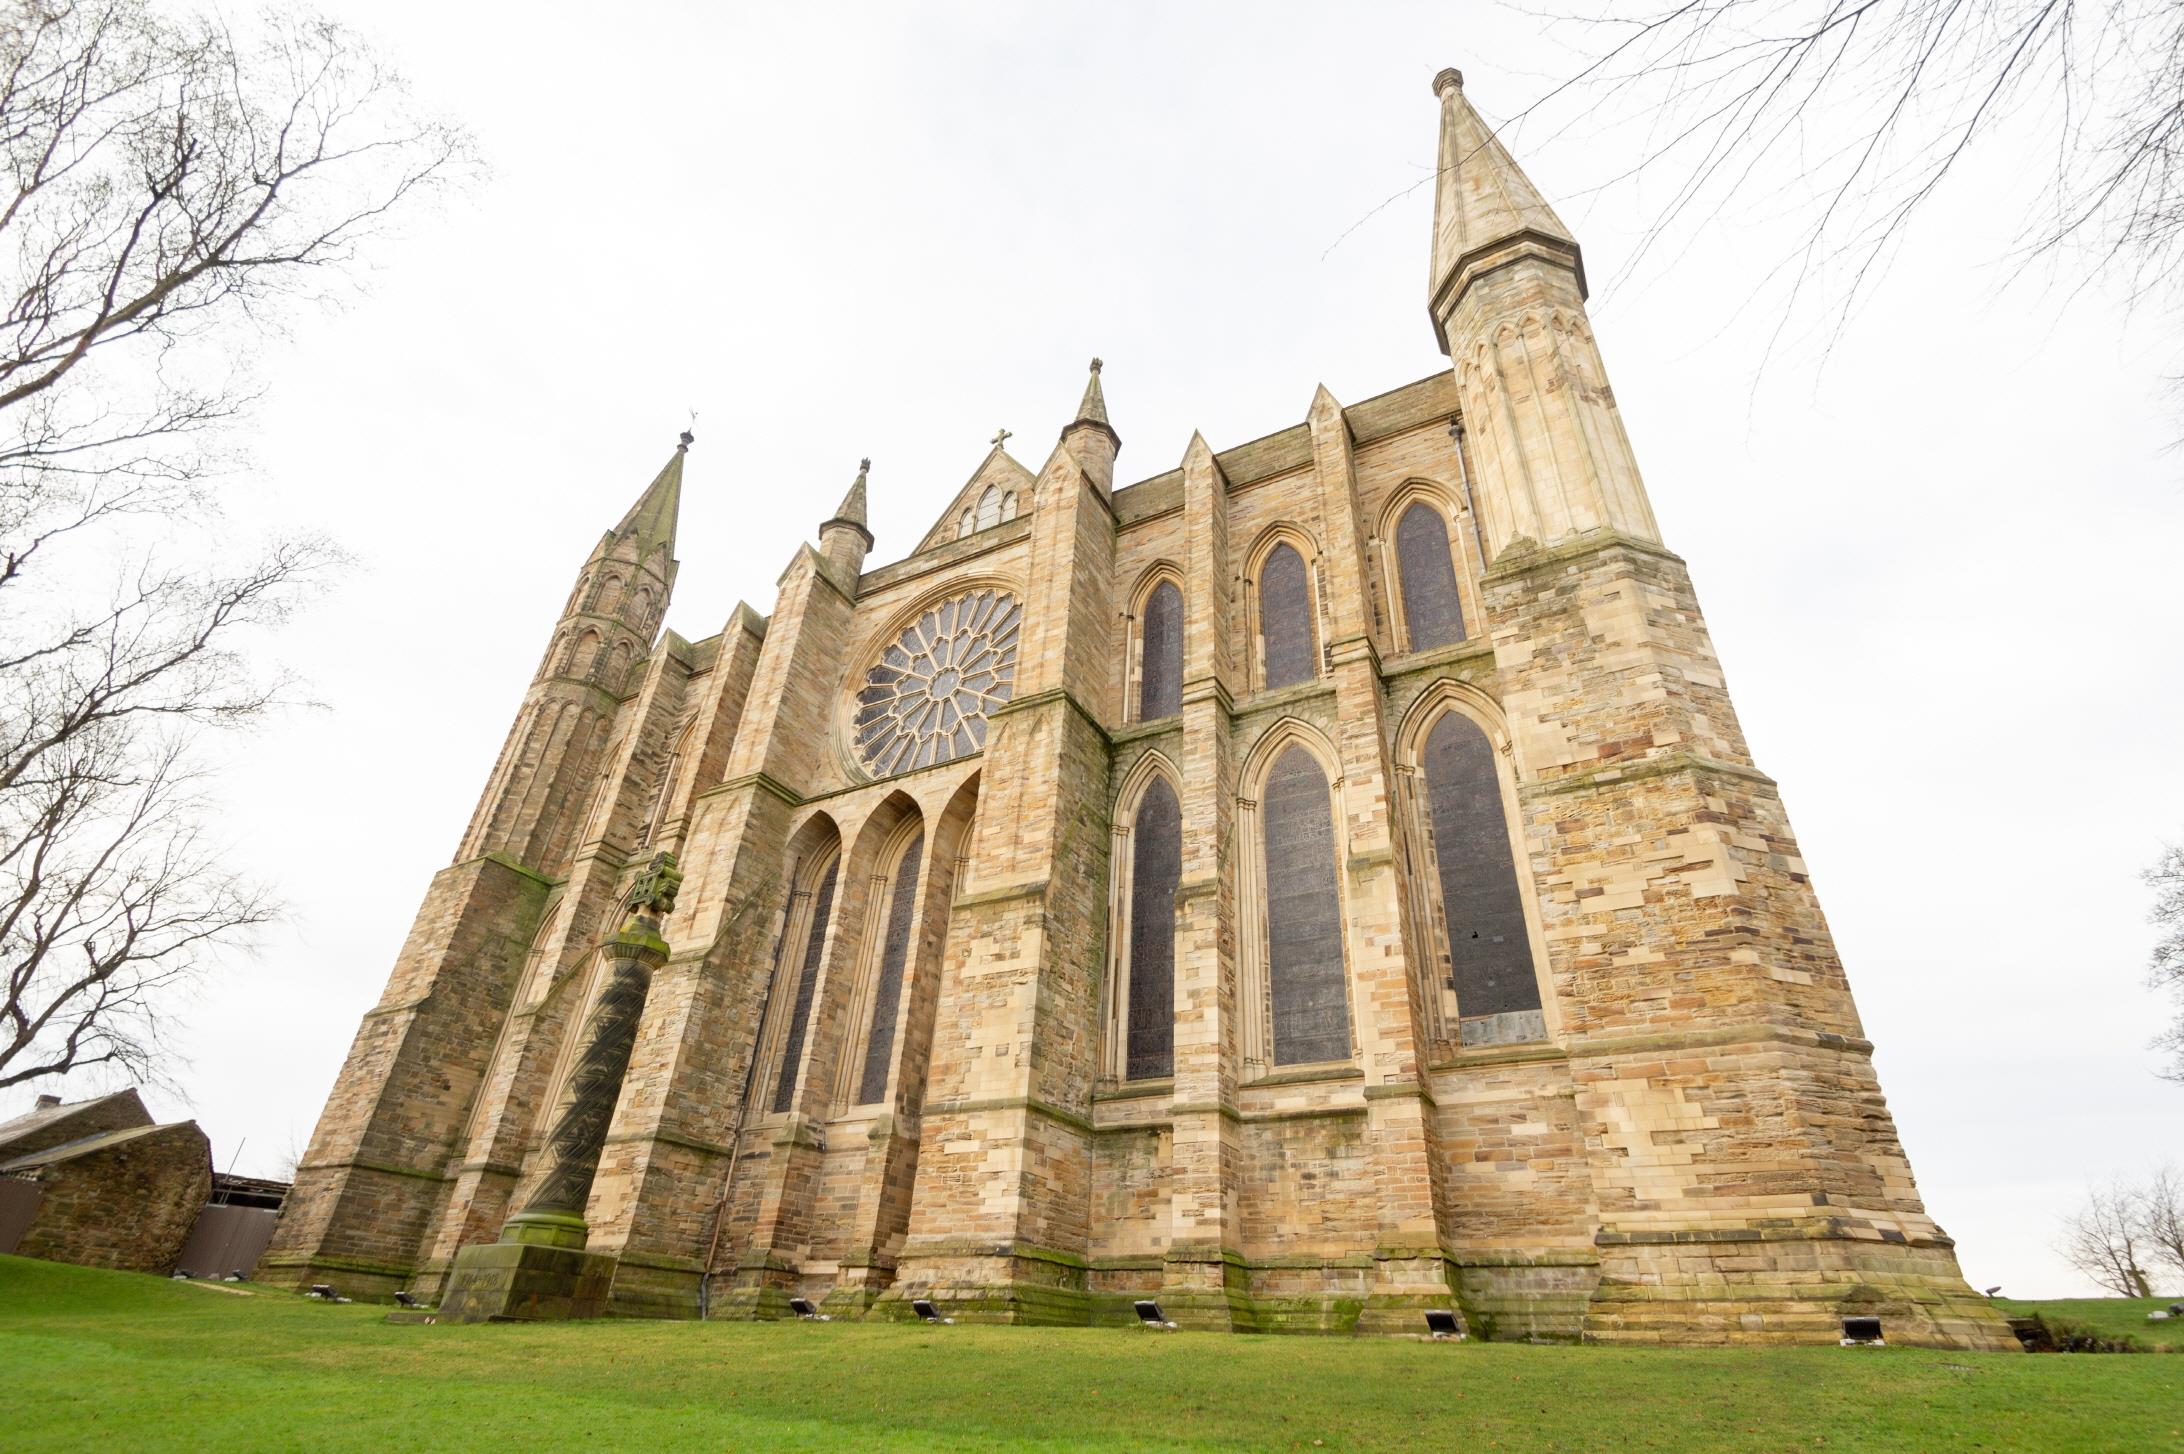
<box><xmin>852</xmin><ymin>590</ymin><xmax>1021</xmax><ymax>776</ymax></box>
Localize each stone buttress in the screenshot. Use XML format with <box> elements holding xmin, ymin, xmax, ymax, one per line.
<box><xmin>1426</xmin><ymin>67</ymin><xmax>2009</xmax><ymax>1348</ymax></box>
<box><xmin>264</xmin><ymin>440</ymin><xmax>688</xmax><ymax>1300</ymax></box>
<box><xmin>271</xmin><ymin>69</ymin><xmax>2009</xmax><ymax>1350</ymax></box>
<box><xmin>874</xmin><ymin>367</ymin><xmax>1119</xmax><ymax>1322</ymax></box>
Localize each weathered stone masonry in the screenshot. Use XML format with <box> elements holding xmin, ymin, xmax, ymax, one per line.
<box><xmin>266</xmin><ymin>71</ymin><xmax>2010</xmax><ymax>1349</ymax></box>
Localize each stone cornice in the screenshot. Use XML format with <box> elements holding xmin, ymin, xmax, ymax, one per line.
<box><xmin>1521</xmin><ymin>750</ymin><xmax>1778</xmax><ymax>800</ymax></box>
<box><xmin>1481</xmin><ymin>525</ymin><xmax>1686</xmax><ymax>583</ymax></box>
<box><xmin>988</xmin><ymin>685</ymin><xmax>1111</xmax><ymax>745</ymax></box>
<box><xmin>700</xmin><ymin>771</ymin><xmax>804</xmax><ymax>808</ymax></box>
<box><xmin>922</xmin><ymin>1094</ymin><xmax>1094</xmax><ymax>1137</ymax></box>
<box><xmin>1566</xmin><ymin>1020</ymin><xmax>1874</xmax><ymax>1060</ymax></box>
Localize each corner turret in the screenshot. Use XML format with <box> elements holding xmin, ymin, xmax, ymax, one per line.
<box><xmin>1058</xmin><ymin>358</ymin><xmax>1118</xmax><ymax>495</ymax></box>
<box><xmin>1426</xmin><ymin>67</ymin><xmax>1584</xmax><ymax>355</ymax></box>
<box><xmin>1427</xmin><ymin>70</ymin><xmax>1657</xmax><ymax>554</ymax></box>
<box><xmin>820</xmin><ymin>458</ymin><xmax>875</xmax><ymax>577</ymax></box>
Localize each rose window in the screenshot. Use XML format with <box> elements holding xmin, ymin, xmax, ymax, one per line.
<box><xmin>853</xmin><ymin>590</ymin><xmax>1022</xmax><ymax>776</ymax></box>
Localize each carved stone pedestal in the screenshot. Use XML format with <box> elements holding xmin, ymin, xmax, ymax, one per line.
<box><xmin>439</xmin><ymin>1238</ymin><xmax>617</xmax><ymax>1323</ymax></box>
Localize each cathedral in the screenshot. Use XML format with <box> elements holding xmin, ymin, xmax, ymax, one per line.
<box><xmin>265</xmin><ymin>71</ymin><xmax>2010</xmax><ymax>1347</ymax></box>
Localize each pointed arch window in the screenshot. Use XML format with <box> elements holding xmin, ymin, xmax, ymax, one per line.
<box><xmin>1000</xmin><ymin>491</ymin><xmax>1019</xmax><ymax>522</ymax></box>
<box><xmin>975</xmin><ymin>485</ymin><xmax>1003</xmax><ymax>531</ymax></box>
<box><xmin>640</xmin><ymin>720</ymin><xmax>696</xmax><ymax>848</ymax></box>
<box><xmin>1261</xmin><ymin>745</ymin><xmax>1349</xmax><ymax>1065</ymax></box>
<box><xmin>854</xmin><ymin>828</ymin><xmax>924</xmax><ymax>1106</ymax></box>
<box><xmin>1137</xmin><ymin>580</ymin><xmax>1183</xmax><ymax>721</ymax></box>
<box><xmin>957</xmin><ymin>508</ymin><xmax>975</xmax><ymax>539</ymax></box>
<box><xmin>1419</xmin><ymin>712</ymin><xmax>1541</xmax><ymax>1031</ymax></box>
<box><xmin>1395</xmin><ymin>500</ymin><xmax>1467</xmax><ymax>650</ymax></box>
<box><xmin>1119</xmin><ymin>776</ymin><xmax>1180</xmax><ymax>1080</ymax></box>
<box><xmin>564</xmin><ymin>628</ymin><xmax>602</xmax><ymax>679</ymax></box>
<box><xmin>1258</xmin><ymin>542</ymin><xmax>1317</xmax><ymax>691</ymax></box>
<box><xmin>771</xmin><ymin>854</ymin><xmax>840</xmax><ymax>1113</ymax></box>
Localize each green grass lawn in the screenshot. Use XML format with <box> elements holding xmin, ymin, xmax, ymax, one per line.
<box><xmin>1</xmin><ymin>1256</ymin><xmax>2177</xmax><ymax>1453</ymax></box>
<box><xmin>1997</xmin><ymin>1295</ymin><xmax>2183</xmax><ymax>1351</ymax></box>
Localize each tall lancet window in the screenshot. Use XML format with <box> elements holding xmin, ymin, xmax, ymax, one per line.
<box><xmin>1420</xmin><ymin>713</ymin><xmax>1539</xmax><ymax>1021</ymax></box>
<box><xmin>1138</xmin><ymin>580</ymin><xmax>1183</xmax><ymax>721</ymax></box>
<box><xmin>1395</xmin><ymin>501</ymin><xmax>1467</xmax><ymax>650</ymax></box>
<box><xmin>1258</xmin><ymin>543</ymin><xmax>1317</xmax><ymax>691</ymax></box>
<box><xmin>771</xmin><ymin>856</ymin><xmax>840</xmax><ymax>1113</ymax></box>
<box><xmin>855</xmin><ymin>829</ymin><xmax>924</xmax><ymax>1106</ymax></box>
<box><xmin>1262</xmin><ymin>745</ymin><xmax>1349</xmax><ymax>1064</ymax></box>
<box><xmin>1124</xmin><ymin>777</ymin><xmax>1181</xmax><ymax>1080</ymax></box>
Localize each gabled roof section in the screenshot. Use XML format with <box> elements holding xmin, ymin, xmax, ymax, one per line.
<box><xmin>911</xmin><ymin>446</ymin><xmax>1037</xmax><ymax>555</ymax></box>
<box><xmin>0</xmin><ymin>1120</ymin><xmax>191</xmax><ymax>1173</ymax></box>
<box><xmin>0</xmin><ymin>1089</ymin><xmax>149</xmax><ymax>1155</ymax></box>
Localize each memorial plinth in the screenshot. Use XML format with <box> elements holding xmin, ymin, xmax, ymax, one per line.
<box><xmin>439</xmin><ymin>853</ymin><xmax>680</xmax><ymax>1322</ymax></box>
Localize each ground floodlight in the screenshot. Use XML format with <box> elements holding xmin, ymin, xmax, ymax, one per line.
<box><xmin>913</xmin><ymin>1299</ymin><xmax>942</xmax><ymax>1323</ymax></box>
<box><xmin>1840</xmin><ymin>1316</ymin><xmax>1884</xmax><ymax>1345</ymax></box>
<box><xmin>789</xmin><ymin>1297</ymin><xmax>819</xmax><ymax>1319</ymax></box>
<box><xmin>307</xmin><ymin>1284</ymin><xmax>337</xmax><ymax>1300</ymax></box>
<box><xmin>1132</xmin><ymin>1300</ymin><xmax>1174</xmax><ymax>1329</ymax></box>
<box><xmin>394</xmin><ymin>1291</ymin><xmax>424</xmax><ymax>1309</ymax></box>
<box><xmin>1424</xmin><ymin>1309</ymin><xmax>1462</xmax><ymax>1338</ymax></box>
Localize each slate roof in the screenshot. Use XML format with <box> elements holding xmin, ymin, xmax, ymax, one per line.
<box><xmin>0</xmin><ymin>1090</ymin><xmax>145</xmax><ymax>1155</ymax></box>
<box><xmin>0</xmin><ymin>1121</ymin><xmax>190</xmax><ymax>1174</ymax></box>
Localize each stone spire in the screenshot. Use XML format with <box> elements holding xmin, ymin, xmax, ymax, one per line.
<box><xmin>612</xmin><ymin>430</ymin><xmax>691</xmax><ymax>559</ymax></box>
<box><xmin>1059</xmin><ymin>357</ymin><xmax>1118</xmax><ymax>495</ymax></box>
<box><xmin>1073</xmin><ymin>357</ymin><xmax>1111</xmax><ymax>431</ymax></box>
<box><xmin>819</xmin><ymin>456</ymin><xmax>874</xmax><ymax>578</ymax></box>
<box><xmin>824</xmin><ymin>457</ymin><xmax>871</xmax><ymax>540</ymax></box>
<box><xmin>1427</xmin><ymin>67</ymin><xmax>1585</xmax><ymax>354</ymax></box>
<box><xmin>1429</xmin><ymin>69</ymin><xmax>1659</xmax><ymax>555</ymax></box>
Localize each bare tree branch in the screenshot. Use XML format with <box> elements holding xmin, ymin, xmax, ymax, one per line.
<box><xmin>1383</xmin><ymin>0</ymin><xmax>2184</xmax><ymax>403</ymax></box>
<box><xmin>2057</xmin><ymin>1179</ymin><xmax>2155</xmax><ymax>1297</ymax></box>
<box><xmin>0</xmin><ymin>0</ymin><xmax>474</xmax><ymax>1089</ymax></box>
<box><xmin>2146</xmin><ymin>841</ymin><xmax>2184</xmax><ymax>1083</ymax></box>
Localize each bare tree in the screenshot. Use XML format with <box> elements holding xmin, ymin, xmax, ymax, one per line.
<box><xmin>0</xmin><ymin>1</ymin><xmax>473</xmax><ymax>1089</ymax></box>
<box><xmin>2058</xmin><ymin>1180</ymin><xmax>2155</xmax><ymax>1297</ymax></box>
<box><xmin>1475</xmin><ymin>1</ymin><xmax>2184</xmax><ymax>381</ymax></box>
<box><xmin>2144</xmin><ymin>1164</ymin><xmax>2184</xmax><ymax>1282</ymax></box>
<box><xmin>2148</xmin><ymin>843</ymin><xmax>2184</xmax><ymax>1082</ymax></box>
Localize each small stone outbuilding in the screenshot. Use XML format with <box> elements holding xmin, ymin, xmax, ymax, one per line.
<box><xmin>0</xmin><ymin>1090</ymin><xmax>213</xmax><ymax>1274</ymax></box>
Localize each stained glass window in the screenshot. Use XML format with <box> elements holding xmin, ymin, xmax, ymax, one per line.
<box><xmin>853</xmin><ymin>591</ymin><xmax>1021</xmax><ymax>777</ymax></box>
<box><xmin>771</xmin><ymin>858</ymin><xmax>839</xmax><ymax>1114</ymax></box>
<box><xmin>1138</xmin><ymin>580</ymin><xmax>1183</xmax><ymax>721</ymax></box>
<box><xmin>1420</xmin><ymin>714</ymin><xmax>1537</xmax><ymax>1017</ymax></box>
<box><xmin>1126</xmin><ymin>778</ymin><xmax>1180</xmax><ymax>1080</ymax></box>
<box><xmin>1396</xmin><ymin>501</ymin><xmax>1467</xmax><ymax>650</ymax></box>
<box><xmin>856</xmin><ymin>829</ymin><xmax>924</xmax><ymax>1105</ymax></box>
<box><xmin>1259</xmin><ymin>543</ymin><xmax>1316</xmax><ymax>690</ymax></box>
<box><xmin>1262</xmin><ymin>745</ymin><xmax>1349</xmax><ymax>1065</ymax></box>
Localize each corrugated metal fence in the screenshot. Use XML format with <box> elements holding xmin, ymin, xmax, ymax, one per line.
<box><xmin>172</xmin><ymin>1204</ymin><xmax>278</xmax><ymax>1279</ymax></box>
<box><xmin>0</xmin><ymin>1177</ymin><xmax>42</xmax><ymax>1254</ymax></box>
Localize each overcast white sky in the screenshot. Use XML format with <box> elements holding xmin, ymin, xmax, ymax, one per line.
<box><xmin>21</xmin><ymin>2</ymin><xmax>2180</xmax><ymax>1300</ymax></box>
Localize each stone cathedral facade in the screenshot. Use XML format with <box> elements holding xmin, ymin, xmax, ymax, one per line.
<box><xmin>266</xmin><ymin>72</ymin><xmax>2009</xmax><ymax>1347</ymax></box>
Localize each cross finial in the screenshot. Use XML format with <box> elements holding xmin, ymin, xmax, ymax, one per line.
<box><xmin>626</xmin><ymin>851</ymin><xmax>683</xmax><ymax>919</ymax></box>
<box><xmin>991</xmin><ymin>427</ymin><xmax>1012</xmax><ymax>448</ymax></box>
<box><xmin>1089</xmin><ymin>357</ymin><xmax>1102</xmax><ymax>374</ymax></box>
